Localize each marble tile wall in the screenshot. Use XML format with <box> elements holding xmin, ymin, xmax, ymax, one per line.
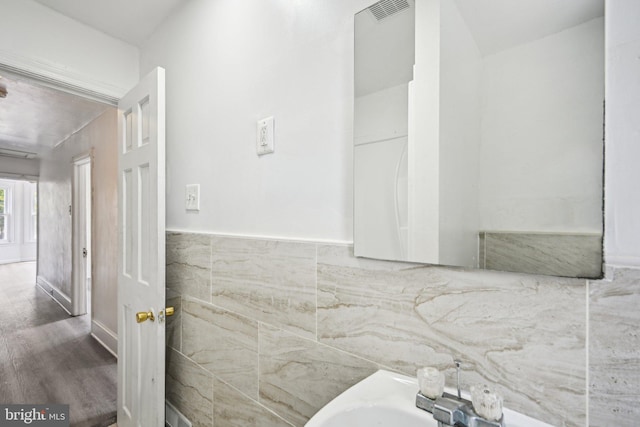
<box><xmin>479</xmin><ymin>232</ymin><xmax>603</xmax><ymax>278</ymax></box>
<box><xmin>165</xmin><ymin>231</ymin><xmax>594</xmax><ymax>427</ymax></box>
<box><xmin>589</xmin><ymin>267</ymin><xmax>640</xmax><ymax>426</ymax></box>
<box><xmin>209</xmin><ymin>237</ymin><xmax>317</xmax><ymax>339</ymax></box>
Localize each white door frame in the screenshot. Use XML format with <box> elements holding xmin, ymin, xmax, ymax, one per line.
<box><xmin>71</xmin><ymin>153</ymin><xmax>92</xmax><ymax>316</ymax></box>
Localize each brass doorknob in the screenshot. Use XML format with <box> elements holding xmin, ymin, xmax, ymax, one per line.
<box><xmin>136</xmin><ymin>310</ymin><xmax>155</xmax><ymax>323</ymax></box>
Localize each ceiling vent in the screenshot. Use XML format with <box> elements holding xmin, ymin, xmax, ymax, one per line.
<box><xmin>0</xmin><ymin>148</ymin><xmax>37</xmax><ymax>159</ymax></box>
<box><xmin>368</xmin><ymin>0</ymin><xmax>411</xmax><ymax>21</ymax></box>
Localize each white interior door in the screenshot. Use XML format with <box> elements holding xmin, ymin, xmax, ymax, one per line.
<box><xmin>85</xmin><ymin>163</ymin><xmax>92</xmax><ymax>314</ymax></box>
<box><xmin>72</xmin><ymin>155</ymin><xmax>91</xmax><ymax>316</ymax></box>
<box><xmin>117</xmin><ymin>67</ymin><xmax>166</xmax><ymax>427</ymax></box>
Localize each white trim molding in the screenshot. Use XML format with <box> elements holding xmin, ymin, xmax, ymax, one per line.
<box><xmin>36</xmin><ymin>275</ymin><xmax>72</xmax><ymax>315</ymax></box>
<box><xmin>0</xmin><ymin>52</ymin><xmax>122</xmax><ymax>105</ymax></box>
<box><xmin>91</xmin><ymin>320</ymin><xmax>118</xmax><ymax>358</ymax></box>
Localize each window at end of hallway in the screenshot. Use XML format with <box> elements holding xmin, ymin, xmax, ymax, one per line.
<box><xmin>0</xmin><ymin>186</ymin><xmax>11</xmax><ymax>243</ymax></box>
<box><xmin>28</xmin><ymin>184</ymin><xmax>37</xmax><ymax>242</ymax></box>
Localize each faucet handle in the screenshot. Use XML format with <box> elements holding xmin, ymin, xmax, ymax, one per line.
<box><xmin>454</xmin><ymin>359</ymin><xmax>462</xmax><ymax>399</ymax></box>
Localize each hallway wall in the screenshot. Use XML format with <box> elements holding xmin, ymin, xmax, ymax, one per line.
<box><xmin>37</xmin><ymin>108</ymin><xmax>118</xmax><ymax>354</ymax></box>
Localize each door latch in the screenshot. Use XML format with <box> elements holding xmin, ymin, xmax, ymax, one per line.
<box><xmin>82</xmin><ymin>248</ymin><xmax>88</xmax><ymax>258</ymax></box>
<box><xmin>158</xmin><ymin>306</ymin><xmax>175</xmax><ymax>323</ymax></box>
<box><xmin>136</xmin><ymin>307</ymin><xmax>174</xmax><ymax>324</ymax></box>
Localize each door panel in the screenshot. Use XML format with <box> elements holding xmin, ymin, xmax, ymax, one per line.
<box><xmin>117</xmin><ymin>67</ymin><xmax>166</xmax><ymax>427</ymax></box>
<box><xmin>72</xmin><ymin>156</ymin><xmax>91</xmax><ymax>316</ymax></box>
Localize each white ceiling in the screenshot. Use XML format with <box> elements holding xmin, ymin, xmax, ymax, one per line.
<box><xmin>31</xmin><ymin>0</ymin><xmax>185</xmax><ymax>47</ymax></box>
<box><xmin>355</xmin><ymin>0</ymin><xmax>604</xmax><ymax>96</ymax></box>
<box><xmin>0</xmin><ymin>72</ymin><xmax>109</xmax><ymax>156</ymax></box>
<box><xmin>454</xmin><ymin>0</ymin><xmax>604</xmax><ymax>55</ymax></box>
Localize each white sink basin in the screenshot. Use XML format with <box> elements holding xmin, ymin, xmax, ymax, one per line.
<box><xmin>305</xmin><ymin>370</ymin><xmax>552</xmax><ymax>427</ymax></box>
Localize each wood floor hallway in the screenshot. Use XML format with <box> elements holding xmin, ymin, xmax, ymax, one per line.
<box><xmin>0</xmin><ymin>262</ymin><xmax>117</xmax><ymax>427</ymax></box>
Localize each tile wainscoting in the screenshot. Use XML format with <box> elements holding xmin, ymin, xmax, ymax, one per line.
<box><xmin>479</xmin><ymin>232</ymin><xmax>603</xmax><ymax>278</ymax></box>
<box><xmin>589</xmin><ymin>267</ymin><xmax>640</xmax><ymax>426</ymax></box>
<box><xmin>164</xmin><ymin>231</ymin><xmax>638</xmax><ymax>427</ymax></box>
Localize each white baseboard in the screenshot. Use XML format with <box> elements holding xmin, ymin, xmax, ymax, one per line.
<box><xmin>36</xmin><ymin>276</ymin><xmax>72</xmax><ymax>315</ymax></box>
<box><xmin>91</xmin><ymin>319</ymin><xmax>118</xmax><ymax>358</ymax></box>
<box><xmin>0</xmin><ymin>258</ymin><xmax>36</xmax><ymax>265</ymax></box>
<box><xmin>36</xmin><ymin>275</ymin><xmax>118</xmax><ymax>358</ymax></box>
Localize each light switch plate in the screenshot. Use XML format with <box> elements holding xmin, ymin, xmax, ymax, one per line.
<box><xmin>185</xmin><ymin>184</ymin><xmax>200</xmax><ymax>211</ymax></box>
<box><xmin>256</xmin><ymin>116</ymin><xmax>274</xmax><ymax>155</ymax></box>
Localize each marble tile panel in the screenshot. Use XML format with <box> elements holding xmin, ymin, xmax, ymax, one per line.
<box><xmin>166</xmin><ymin>348</ymin><xmax>214</xmax><ymax>427</ymax></box>
<box><xmin>259</xmin><ymin>324</ymin><xmax>379</xmax><ymax>427</ymax></box>
<box><xmin>182</xmin><ymin>296</ymin><xmax>259</xmax><ymax>398</ymax></box>
<box><xmin>317</xmin><ymin>244</ymin><xmax>586</xmax><ymax>427</ymax></box>
<box><xmin>589</xmin><ymin>267</ymin><xmax>640</xmax><ymax>426</ymax></box>
<box><xmin>166</xmin><ymin>232</ymin><xmax>211</xmax><ymax>301</ymax></box>
<box><xmin>210</xmin><ymin>236</ymin><xmax>316</xmax><ymax>338</ymax></box>
<box><xmin>482</xmin><ymin>232</ymin><xmax>603</xmax><ymax>278</ymax></box>
<box><xmin>213</xmin><ymin>378</ymin><xmax>293</xmax><ymax>427</ymax></box>
<box><xmin>166</xmin><ymin>289</ymin><xmax>181</xmax><ymax>351</ymax></box>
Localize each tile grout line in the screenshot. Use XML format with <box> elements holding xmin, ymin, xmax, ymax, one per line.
<box><xmin>315</xmin><ymin>243</ymin><xmax>319</xmax><ymax>343</ymax></box>
<box><xmin>585</xmin><ymin>277</ymin><xmax>590</xmax><ymax>426</ymax></box>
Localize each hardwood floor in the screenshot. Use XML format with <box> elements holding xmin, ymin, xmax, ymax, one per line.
<box><xmin>0</xmin><ymin>262</ymin><xmax>117</xmax><ymax>427</ymax></box>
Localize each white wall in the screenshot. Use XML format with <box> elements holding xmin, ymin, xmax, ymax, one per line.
<box><xmin>38</xmin><ymin>154</ymin><xmax>72</xmax><ymax>299</ymax></box>
<box><xmin>89</xmin><ymin>110</ymin><xmax>118</xmax><ymax>350</ymax></box>
<box><xmin>37</xmin><ymin>109</ymin><xmax>118</xmax><ymax>351</ymax></box>
<box><xmin>604</xmin><ymin>0</ymin><xmax>640</xmax><ymax>267</ymax></box>
<box><xmin>409</xmin><ymin>0</ymin><xmax>441</xmax><ymax>261</ymax></box>
<box><xmin>0</xmin><ymin>0</ymin><xmax>139</xmax><ymax>99</ymax></box>
<box><xmin>141</xmin><ymin>0</ymin><xmax>375</xmax><ymax>242</ymax></box>
<box><xmin>478</xmin><ymin>18</ymin><xmax>604</xmax><ymax>233</ymax></box>
<box><xmin>438</xmin><ymin>0</ymin><xmax>482</xmax><ymax>267</ymax></box>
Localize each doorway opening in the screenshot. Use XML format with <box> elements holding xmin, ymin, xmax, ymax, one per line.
<box><xmin>0</xmin><ymin>63</ymin><xmax>118</xmax><ymax>426</ymax></box>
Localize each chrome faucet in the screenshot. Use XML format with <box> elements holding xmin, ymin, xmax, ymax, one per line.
<box><xmin>415</xmin><ymin>361</ymin><xmax>505</xmax><ymax>427</ymax></box>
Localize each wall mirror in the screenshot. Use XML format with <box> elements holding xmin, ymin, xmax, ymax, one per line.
<box><xmin>354</xmin><ymin>0</ymin><xmax>604</xmax><ymax>278</ymax></box>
